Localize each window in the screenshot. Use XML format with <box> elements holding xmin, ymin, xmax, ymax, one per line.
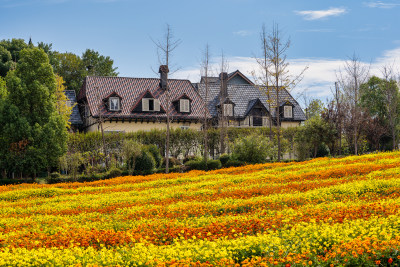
<box><xmin>223</xmin><ymin>104</ymin><xmax>233</xmax><ymax>116</ymax></box>
<box><xmin>180</xmin><ymin>99</ymin><xmax>190</xmax><ymax>113</ymax></box>
<box><xmin>142</xmin><ymin>98</ymin><xmax>160</xmax><ymax>112</ymax></box>
<box><xmin>109</xmin><ymin>97</ymin><xmax>120</xmax><ymax>111</ymax></box>
<box><xmin>284</xmin><ymin>106</ymin><xmax>293</xmax><ymax>118</ymax></box>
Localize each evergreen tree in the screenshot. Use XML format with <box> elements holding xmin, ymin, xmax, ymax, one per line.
<box><xmin>0</xmin><ymin>48</ymin><xmax>68</xmax><ymax>177</ymax></box>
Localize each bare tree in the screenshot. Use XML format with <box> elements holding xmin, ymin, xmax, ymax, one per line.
<box><xmin>266</xmin><ymin>23</ymin><xmax>307</xmax><ymax>161</ymax></box>
<box><xmin>337</xmin><ymin>53</ymin><xmax>369</xmax><ymax>155</ymax></box>
<box><xmin>219</xmin><ymin>51</ymin><xmax>229</xmax><ymax>154</ymax></box>
<box><xmin>201</xmin><ymin>44</ymin><xmax>211</xmax><ymax>162</ymax></box>
<box><xmin>153</xmin><ymin>24</ymin><xmax>181</xmax><ymax>173</ymax></box>
<box><xmin>252</xmin><ymin>24</ymin><xmax>273</xmax><ymax>139</ymax></box>
<box><xmin>381</xmin><ymin>65</ymin><xmax>399</xmax><ymax>150</ymax></box>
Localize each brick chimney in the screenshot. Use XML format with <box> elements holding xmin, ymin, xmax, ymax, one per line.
<box><xmin>159</xmin><ymin>65</ymin><xmax>169</xmax><ymax>90</ymax></box>
<box><xmin>219</xmin><ymin>72</ymin><xmax>228</xmax><ymax>99</ymax></box>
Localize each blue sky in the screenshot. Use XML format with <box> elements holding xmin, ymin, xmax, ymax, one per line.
<box><xmin>1</xmin><ymin>0</ymin><xmax>400</xmax><ymax>104</ymax></box>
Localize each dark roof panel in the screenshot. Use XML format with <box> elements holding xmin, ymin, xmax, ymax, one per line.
<box><xmin>65</xmin><ymin>90</ymin><xmax>83</xmax><ymax>125</ymax></box>
<box><xmin>78</xmin><ymin>76</ymin><xmax>209</xmax><ymax>120</ymax></box>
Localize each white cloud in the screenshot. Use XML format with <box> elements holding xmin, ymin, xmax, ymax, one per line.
<box><xmin>295</xmin><ymin>7</ymin><xmax>347</xmax><ymax>20</ymax></box>
<box><xmin>233</xmin><ymin>30</ymin><xmax>252</xmax><ymax>37</ymax></box>
<box><xmin>365</xmin><ymin>1</ymin><xmax>400</xmax><ymax>8</ymax></box>
<box><xmin>173</xmin><ymin>46</ymin><xmax>400</xmax><ymax>106</ymax></box>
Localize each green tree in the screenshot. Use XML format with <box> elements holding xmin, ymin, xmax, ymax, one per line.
<box><xmin>295</xmin><ymin>116</ymin><xmax>336</xmax><ymax>159</ymax></box>
<box><xmin>306</xmin><ymin>99</ymin><xmax>325</xmax><ymax>119</ymax></box>
<box><xmin>1</xmin><ymin>48</ymin><xmax>68</xmax><ymax>177</ymax></box>
<box><xmin>53</xmin><ymin>52</ymin><xmax>86</xmax><ymax>94</ymax></box>
<box><xmin>0</xmin><ymin>77</ymin><xmax>6</xmax><ymax>99</ymax></box>
<box><xmin>82</xmin><ymin>49</ymin><xmax>118</xmax><ymax>77</ymax></box>
<box><xmin>0</xmin><ymin>46</ymin><xmax>13</xmax><ymax>77</ymax></box>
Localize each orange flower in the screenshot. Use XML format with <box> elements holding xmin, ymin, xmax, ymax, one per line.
<box><xmin>388</xmin><ymin>258</ymin><xmax>393</xmax><ymax>264</ymax></box>
<box><xmin>376</xmin><ymin>260</ymin><xmax>381</xmax><ymax>265</ymax></box>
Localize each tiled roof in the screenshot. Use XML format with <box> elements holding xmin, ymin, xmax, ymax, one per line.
<box><xmin>78</xmin><ymin>76</ymin><xmax>209</xmax><ymax>121</ymax></box>
<box><xmin>64</xmin><ymin>90</ymin><xmax>83</xmax><ymax>125</ymax></box>
<box><xmin>197</xmin><ymin>83</ymin><xmax>306</xmax><ymax>121</ymax></box>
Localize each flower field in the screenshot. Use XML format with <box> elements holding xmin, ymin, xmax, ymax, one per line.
<box><xmin>1</xmin><ymin>152</ymin><xmax>400</xmax><ymax>266</ymax></box>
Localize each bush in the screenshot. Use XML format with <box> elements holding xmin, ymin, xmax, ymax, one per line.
<box><xmin>185</xmin><ymin>160</ymin><xmax>207</xmax><ymax>171</ymax></box>
<box><xmin>107</xmin><ymin>167</ymin><xmax>123</xmax><ymax>179</ymax></box>
<box><xmin>219</xmin><ymin>154</ymin><xmax>230</xmax><ymax>166</ymax></box>
<box><xmin>50</xmin><ymin>172</ymin><xmax>61</xmax><ymax>179</ymax></box>
<box><xmin>162</xmin><ymin>157</ymin><xmax>181</xmax><ymax>168</ymax></box>
<box><xmin>207</xmin><ymin>159</ymin><xmax>222</xmax><ymax>170</ymax></box>
<box><xmin>185</xmin><ymin>159</ymin><xmax>222</xmax><ymax>171</ymax></box>
<box><xmin>146</xmin><ymin>144</ymin><xmax>162</xmax><ymax>168</ymax></box>
<box><xmin>224</xmin><ymin>159</ymin><xmax>245</xmax><ymax>167</ymax></box>
<box><xmin>232</xmin><ymin>134</ymin><xmax>272</xmax><ymax>164</ymax></box>
<box><xmin>135</xmin><ymin>150</ymin><xmax>156</xmax><ymax>175</ymax></box>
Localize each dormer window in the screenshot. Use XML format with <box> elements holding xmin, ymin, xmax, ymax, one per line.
<box><xmin>109</xmin><ymin>97</ymin><xmax>121</xmax><ymax>111</ymax></box>
<box><xmin>142</xmin><ymin>98</ymin><xmax>160</xmax><ymax>112</ymax></box>
<box><xmin>180</xmin><ymin>99</ymin><xmax>190</xmax><ymax>113</ymax></box>
<box><xmin>223</xmin><ymin>103</ymin><xmax>233</xmax><ymax>116</ymax></box>
<box><xmin>284</xmin><ymin>105</ymin><xmax>293</xmax><ymax>118</ymax></box>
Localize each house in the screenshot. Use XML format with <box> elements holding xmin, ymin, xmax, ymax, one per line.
<box><xmin>196</xmin><ymin>70</ymin><xmax>306</xmax><ymax>128</ymax></box>
<box><xmin>64</xmin><ymin>90</ymin><xmax>83</xmax><ymax>132</ymax></box>
<box><xmin>77</xmin><ymin>66</ymin><xmax>209</xmax><ymax>133</ymax></box>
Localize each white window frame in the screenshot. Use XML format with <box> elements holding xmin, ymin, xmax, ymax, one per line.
<box><xmin>142</xmin><ymin>98</ymin><xmax>160</xmax><ymax>112</ymax></box>
<box><xmin>109</xmin><ymin>97</ymin><xmax>120</xmax><ymax>111</ymax></box>
<box><xmin>180</xmin><ymin>99</ymin><xmax>190</xmax><ymax>113</ymax></box>
<box><xmin>284</xmin><ymin>105</ymin><xmax>293</xmax><ymax>118</ymax></box>
<box><xmin>223</xmin><ymin>103</ymin><xmax>233</xmax><ymax>116</ymax></box>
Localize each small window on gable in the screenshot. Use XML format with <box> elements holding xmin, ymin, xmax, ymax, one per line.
<box><xmin>142</xmin><ymin>98</ymin><xmax>160</xmax><ymax>112</ymax></box>
<box><xmin>180</xmin><ymin>99</ymin><xmax>190</xmax><ymax>113</ymax></box>
<box><xmin>284</xmin><ymin>106</ymin><xmax>293</xmax><ymax>118</ymax></box>
<box><xmin>109</xmin><ymin>97</ymin><xmax>120</xmax><ymax>111</ymax></box>
<box><xmin>223</xmin><ymin>103</ymin><xmax>233</xmax><ymax>116</ymax></box>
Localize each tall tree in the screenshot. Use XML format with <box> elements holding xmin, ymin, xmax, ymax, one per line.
<box><xmin>55</xmin><ymin>75</ymin><xmax>73</xmax><ymax>129</ymax></box>
<box><xmin>200</xmin><ymin>44</ymin><xmax>211</xmax><ymax>162</ymax></box>
<box><xmin>219</xmin><ymin>51</ymin><xmax>229</xmax><ymax>154</ymax></box>
<box><xmin>53</xmin><ymin>52</ymin><xmax>86</xmax><ymax>94</ymax></box>
<box><xmin>1</xmin><ymin>48</ymin><xmax>68</xmax><ymax>177</ymax></box>
<box><xmin>153</xmin><ymin>24</ymin><xmax>181</xmax><ymax>174</ymax></box>
<box><xmin>337</xmin><ymin>54</ymin><xmax>369</xmax><ymax>155</ymax></box>
<box><xmin>253</xmin><ymin>24</ymin><xmax>273</xmax><ymax>139</ymax></box>
<box><xmin>82</xmin><ymin>49</ymin><xmax>119</xmax><ymax>77</ymax></box>
<box><xmin>266</xmin><ymin>23</ymin><xmax>307</xmax><ymax>161</ymax></box>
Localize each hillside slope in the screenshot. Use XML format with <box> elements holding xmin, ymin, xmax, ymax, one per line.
<box><xmin>1</xmin><ymin>152</ymin><xmax>400</xmax><ymax>266</ymax></box>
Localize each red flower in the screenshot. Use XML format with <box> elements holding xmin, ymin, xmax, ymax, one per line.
<box><xmin>285</xmin><ymin>264</ymin><xmax>291</xmax><ymax>267</ymax></box>
<box><xmin>388</xmin><ymin>258</ymin><xmax>393</xmax><ymax>264</ymax></box>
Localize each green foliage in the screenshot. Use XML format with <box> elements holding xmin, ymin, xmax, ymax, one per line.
<box><xmin>295</xmin><ymin>116</ymin><xmax>336</xmax><ymax>160</ymax></box>
<box><xmin>306</xmin><ymin>99</ymin><xmax>325</xmax><ymax>119</ymax></box>
<box><xmin>146</xmin><ymin>144</ymin><xmax>162</xmax><ymax>168</ymax></box>
<box><xmin>0</xmin><ymin>76</ymin><xmax>6</xmax><ymax>99</ymax></box>
<box><xmin>232</xmin><ymin>134</ymin><xmax>272</xmax><ymax>163</ymax></box>
<box><xmin>206</xmin><ymin>159</ymin><xmax>222</xmax><ymax>170</ymax></box>
<box><xmin>82</xmin><ymin>49</ymin><xmax>118</xmax><ymax>77</ymax></box>
<box><xmin>185</xmin><ymin>160</ymin><xmax>207</xmax><ymax>171</ymax></box>
<box><xmin>121</xmin><ymin>139</ymin><xmax>141</xmax><ymax>175</ymax></box>
<box><xmin>0</xmin><ymin>48</ymin><xmax>68</xmax><ymax>177</ymax></box>
<box><xmin>219</xmin><ymin>154</ymin><xmax>230</xmax><ymax>166</ymax></box>
<box><xmin>360</xmin><ymin>76</ymin><xmax>387</xmax><ymax>119</ymax></box>
<box><xmin>59</xmin><ymin>152</ymin><xmax>86</xmax><ymax>180</ymax></box>
<box><xmin>106</xmin><ymin>167</ymin><xmax>123</xmax><ymax>179</ymax></box>
<box><xmin>135</xmin><ymin>150</ymin><xmax>156</xmax><ymax>175</ymax></box>
<box><xmin>224</xmin><ymin>159</ymin><xmax>245</xmax><ymax>167</ymax></box>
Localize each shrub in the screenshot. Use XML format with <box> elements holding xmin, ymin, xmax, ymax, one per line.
<box><xmin>185</xmin><ymin>160</ymin><xmax>207</xmax><ymax>171</ymax></box>
<box><xmin>219</xmin><ymin>154</ymin><xmax>230</xmax><ymax>166</ymax></box>
<box><xmin>185</xmin><ymin>159</ymin><xmax>222</xmax><ymax>171</ymax></box>
<box><xmin>224</xmin><ymin>159</ymin><xmax>245</xmax><ymax>167</ymax></box>
<box><xmin>162</xmin><ymin>157</ymin><xmax>181</xmax><ymax>168</ymax></box>
<box><xmin>207</xmin><ymin>159</ymin><xmax>222</xmax><ymax>170</ymax></box>
<box><xmin>232</xmin><ymin>134</ymin><xmax>272</xmax><ymax>164</ymax></box>
<box><xmin>146</xmin><ymin>144</ymin><xmax>162</xmax><ymax>168</ymax></box>
<box><xmin>107</xmin><ymin>167</ymin><xmax>123</xmax><ymax>179</ymax></box>
<box><xmin>135</xmin><ymin>150</ymin><xmax>156</xmax><ymax>175</ymax></box>
<box><xmin>50</xmin><ymin>172</ymin><xmax>61</xmax><ymax>179</ymax></box>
